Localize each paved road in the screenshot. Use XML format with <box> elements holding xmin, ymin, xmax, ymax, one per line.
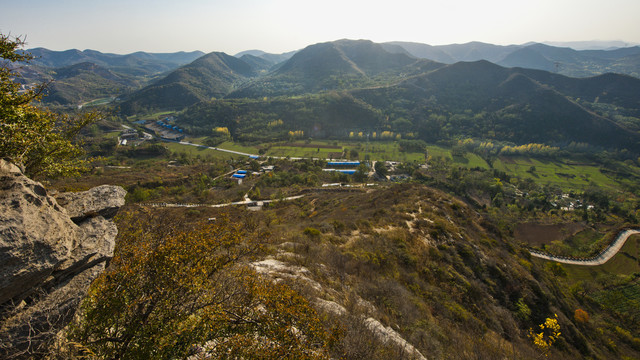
<box><xmin>530</xmin><ymin>229</ymin><xmax>640</xmax><ymax>266</ymax></box>
<box><xmin>143</xmin><ymin>195</ymin><xmax>306</xmax><ymax>209</ymax></box>
<box><xmin>178</xmin><ymin>141</ymin><xmax>259</xmax><ymax>157</ymax></box>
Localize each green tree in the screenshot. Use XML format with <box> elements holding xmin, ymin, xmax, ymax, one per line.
<box><xmin>0</xmin><ymin>34</ymin><xmax>98</xmax><ymax>178</ymax></box>
<box><xmin>374</xmin><ymin>161</ymin><xmax>388</xmax><ymax>178</ymax></box>
<box><xmin>353</xmin><ymin>163</ymin><xmax>369</xmax><ymax>182</ymax></box>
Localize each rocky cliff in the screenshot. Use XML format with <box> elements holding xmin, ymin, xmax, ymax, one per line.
<box><xmin>0</xmin><ymin>160</ymin><xmax>126</xmax><ymax>358</ymax></box>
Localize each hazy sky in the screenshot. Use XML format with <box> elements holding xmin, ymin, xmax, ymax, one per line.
<box><xmin>2</xmin><ymin>0</ymin><xmax>639</xmax><ymax>55</ymax></box>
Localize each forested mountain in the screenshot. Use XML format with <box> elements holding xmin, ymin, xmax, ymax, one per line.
<box><xmin>175</xmin><ymin>57</ymin><xmax>640</xmax><ymax>151</ymax></box>
<box><xmin>42</xmin><ymin>62</ymin><xmax>138</xmax><ymax>105</ymax></box>
<box><xmin>351</xmin><ymin>61</ymin><xmax>640</xmax><ymax>150</ymax></box>
<box><xmin>30</xmin><ymin>38</ymin><xmax>638</xmax><ymax>152</ymax></box>
<box><xmin>238</xmin><ymin>54</ymin><xmax>276</xmax><ymax>72</ymax></box>
<box><xmin>180</xmin><ymin>92</ymin><xmax>386</xmax><ymax>141</ymax></box>
<box><xmin>13</xmin><ymin>48</ymin><xmax>205</xmax><ymax>106</ymax></box>
<box><xmin>228</xmin><ymin>39</ymin><xmax>444</xmax><ymax>98</ymax></box>
<box><xmin>120</xmin><ymin>52</ymin><xmax>257</xmax><ymax>114</ymax></box>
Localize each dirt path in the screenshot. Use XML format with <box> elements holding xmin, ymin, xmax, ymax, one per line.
<box><xmin>530</xmin><ymin>229</ymin><xmax>640</xmax><ymax>266</ymax></box>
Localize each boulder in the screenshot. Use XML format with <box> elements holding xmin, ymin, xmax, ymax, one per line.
<box><xmin>55</xmin><ymin>185</ymin><xmax>126</xmax><ymax>221</ymax></box>
<box><xmin>0</xmin><ymin>160</ymin><xmax>126</xmax><ymax>358</ymax></box>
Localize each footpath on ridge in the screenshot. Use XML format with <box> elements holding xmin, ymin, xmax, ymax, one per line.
<box><xmin>530</xmin><ymin>229</ymin><xmax>640</xmax><ymax>266</ymax></box>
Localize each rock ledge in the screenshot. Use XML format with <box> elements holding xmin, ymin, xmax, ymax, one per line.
<box><xmin>0</xmin><ymin>160</ymin><xmax>126</xmax><ymax>358</ymax></box>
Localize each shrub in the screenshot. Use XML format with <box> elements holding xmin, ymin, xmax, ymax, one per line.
<box><xmin>303</xmin><ymin>227</ymin><xmax>322</xmax><ymax>237</ymax></box>
<box><xmin>574</xmin><ymin>309</ymin><xmax>589</xmax><ymax>324</ymax></box>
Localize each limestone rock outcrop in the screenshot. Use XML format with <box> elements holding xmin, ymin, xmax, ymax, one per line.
<box><xmin>0</xmin><ymin>159</ymin><xmax>126</xmax><ymax>358</ymax></box>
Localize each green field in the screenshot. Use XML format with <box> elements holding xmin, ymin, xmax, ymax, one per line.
<box><xmin>82</xmin><ymin>97</ymin><xmax>114</xmax><ymax>107</ymax></box>
<box><xmin>492</xmin><ymin>157</ymin><xmax>619</xmax><ymax>191</ymax></box>
<box><xmin>158</xmin><ymin>137</ymin><xmax>633</xmax><ymax>197</ymax></box>
<box><xmin>591</xmin><ymin>279</ymin><xmax>640</xmax><ymax>323</ymax></box>
<box><xmin>262</xmin><ymin>140</ymin><xmax>428</xmax><ymax>162</ymax></box>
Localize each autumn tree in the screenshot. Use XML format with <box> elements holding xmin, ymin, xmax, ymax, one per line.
<box><xmin>574</xmin><ymin>309</ymin><xmax>589</xmax><ymax>324</ymax></box>
<box><xmin>68</xmin><ymin>211</ymin><xmax>333</xmax><ymax>359</ymax></box>
<box><xmin>528</xmin><ymin>314</ymin><xmax>561</xmax><ymax>357</ymax></box>
<box><xmin>0</xmin><ymin>33</ymin><xmax>98</xmax><ymax>178</ymax></box>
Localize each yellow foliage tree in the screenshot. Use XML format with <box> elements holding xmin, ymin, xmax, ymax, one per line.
<box><xmin>528</xmin><ymin>314</ymin><xmax>561</xmax><ymax>356</ymax></box>
<box><xmin>214</xmin><ymin>126</ymin><xmax>230</xmax><ymax>135</ymax></box>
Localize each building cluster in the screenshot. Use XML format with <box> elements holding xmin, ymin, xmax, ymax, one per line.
<box><xmin>119</xmin><ymin>129</ymin><xmax>138</xmax><ymax>146</ymax></box>
<box><xmin>146</xmin><ymin>117</ymin><xmax>185</xmax><ymax>141</ymax></box>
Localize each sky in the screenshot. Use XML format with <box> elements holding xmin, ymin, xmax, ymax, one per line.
<box><xmin>2</xmin><ymin>0</ymin><xmax>639</xmax><ymax>55</ymax></box>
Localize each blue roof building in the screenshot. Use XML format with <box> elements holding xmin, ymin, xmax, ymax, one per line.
<box><xmin>327</xmin><ymin>161</ymin><xmax>360</xmax><ymax>166</ymax></box>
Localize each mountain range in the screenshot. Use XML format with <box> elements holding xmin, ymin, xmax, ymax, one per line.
<box><xmin>19</xmin><ymin>39</ymin><xmax>640</xmax><ymax>151</ymax></box>
<box><xmin>383</xmin><ymin>41</ymin><xmax>640</xmax><ymax>78</ymax></box>
<box><xmin>16</xmin><ymin>49</ymin><xmax>205</xmax><ymax>105</ymax></box>
<box><xmin>119</xmin><ymin>39</ymin><xmax>640</xmax><ymax>150</ymax></box>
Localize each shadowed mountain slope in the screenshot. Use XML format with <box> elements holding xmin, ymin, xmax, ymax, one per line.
<box><xmin>120</xmin><ymin>52</ymin><xmax>256</xmax><ymax>114</ymax></box>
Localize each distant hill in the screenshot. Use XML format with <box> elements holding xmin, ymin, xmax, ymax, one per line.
<box><xmin>15</xmin><ymin>48</ymin><xmax>205</xmax><ymax>106</ymax></box>
<box><xmin>498</xmin><ymin>44</ymin><xmax>640</xmax><ymax>78</ymax></box>
<box><xmin>239</xmin><ymin>54</ymin><xmax>275</xmax><ymax>73</ymax></box>
<box><xmin>384</xmin><ymin>41</ymin><xmax>523</xmax><ymax>63</ymax></box>
<box><xmin>26</xmin><ymin>48</ymin><xmax>205</xmax><ymax>76</ymax></box>
<box><xmin>120</xmin><ymin>52</ymin><xmax>256</xmax><ymax>114</ymax></box>
<box><xmin>229</xmin><ymin>39</ymin><xmax>443</xmax><ymax>98</ymax></box>
<box><xmin>381</xmin><ymin>42</ymin><xmax>455</xmax><ymax>63</ymax></box>
<box><xmin>385</xmin><ymin>41</ymin><xmax>640</xmax><ymax>78</ymax></box>
<box><xmin>543</xmin><ymin>40</ymin><xmax>639</xmax><ymax>50</ymax></box>
<box><xmin>42</xmin><ymin>62</ymin><xmax>138</xmax><ymax>105</ymax></box>
<box><xmin>234</xmin><ymin>49</ymin><xmax>297</xmax><ymax>65</ymax></box>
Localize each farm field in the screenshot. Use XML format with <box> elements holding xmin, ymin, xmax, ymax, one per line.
<box><xmin>492</xmin><ymin>157</ymin><xmax>620</xmax><ymax>191</ymax></box>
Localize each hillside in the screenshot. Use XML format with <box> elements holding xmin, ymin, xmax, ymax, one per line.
<box><xmin>176</xmin><ymin>57</ymin><xmax>640</xmax><ymax>152</ymax></box>
<box><xmin>48</xmin><ymin>159</ymin><xmax>640</xmax><ymax>359</ymax></box>
<box><xmin>179</xmin><ymin>92</ymin><xmax>385</xmax><ymax>141</ymax></box>
<box><xmin>41</xmin><ymin>62</ymin><xmax>138</xmax><ymax>105</ymax></box>
<box><xmin>120</xmin><ymin>52</ymin><xmax>257</xmax><ymax>114</ymax></box>
<box><xmin>350</xmin><ymin>60</ymin><xmax>640</xmax><ymax>150</ymax></box>
<box><xmin>228</xmin><ymin>39</ymin><xmax>443</xmax><ymax>98</ymax></box>
<box><xmin>239</xmin><ymin>54</ymin><xmax>275</xmax><ymax>72</ymax></box>
<box><xmin>13</xmin><ymin>48</ymin><xmax>205</xmax><ymax>106</ymax></box>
